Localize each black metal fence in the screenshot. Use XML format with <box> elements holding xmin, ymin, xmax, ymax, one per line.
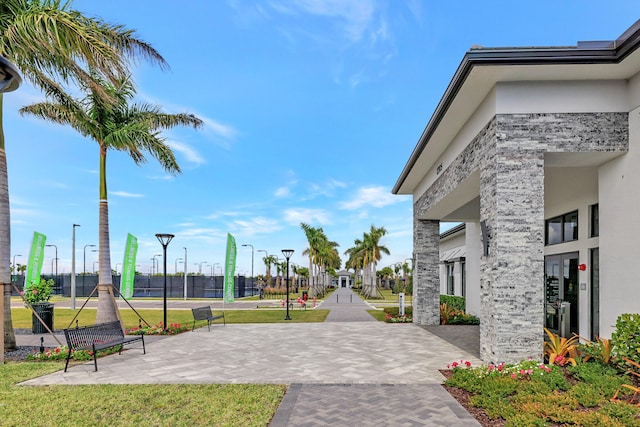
<box><xmin>11</xmin><ymin>274</ymin><xmax>255</xmax><ymax>299</ymax></box>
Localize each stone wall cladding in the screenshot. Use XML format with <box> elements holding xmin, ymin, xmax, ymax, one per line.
<box><xmin>413</xmin><ymin>112</ymin><xmax>628</xmax><ymax>363</ymax></box>
<box><xmin>413</xmin><ymin>218</ymin><xmax>440</xmax><ymax>325</ymax></box>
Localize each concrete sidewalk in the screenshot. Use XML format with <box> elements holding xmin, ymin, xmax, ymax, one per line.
<box><xmin>17</xmin><ymin>287</ymin><xmax>482</xmax><ymax>426</ymax></box>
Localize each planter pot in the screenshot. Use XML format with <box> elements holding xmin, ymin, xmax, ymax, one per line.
<box><xmin>32</xmin><ymin>302</ymin><xmax>54</xmax><ymax>334</ymax></box>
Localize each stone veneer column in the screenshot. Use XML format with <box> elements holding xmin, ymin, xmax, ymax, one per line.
<box><xmin>479</xmin><ymin>144</ymin><xmax>545</xmax><ymax>363</ymax></box>
<box><xmin>413</xmin><ymin>218</ymin><xmax>440</xmax><ymax>325</ymax></box>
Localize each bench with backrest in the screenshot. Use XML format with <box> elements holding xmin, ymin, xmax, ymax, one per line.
<box><xmin>63</xmin><ymin>320</ymin><xmax>145</xmax><ymax>372</ymax></box>
<box><xmin>191</xmin><ymin>306</ymin><xmax>225</xmax><ymax>331</ymax></box>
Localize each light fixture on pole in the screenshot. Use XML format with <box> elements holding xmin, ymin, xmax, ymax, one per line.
<box><xmin>281</xmin><ymin>249</ymin><xmax>294</xmax><ymax>321</ymax></box>
<box><xmin>45</xmin><ymin>244</ymin><xmax>58</xmax><ymax>283</ymax></box>
<box><xmin>242</xmin><ymin>244</ymin><xmax>254</xmax><ymax>296</ymax></box>
<box><xmin>71</xmin><ymin>224</ymin><xmax>80</xmax><ymax>310</ymax></box>
<box><xmin>152</xmin><ymin>254</ymin><xmax>161</xmax><ymax>275</ymax></box>
<box><xmin>83</xmin><ymin>244</ymin><xmax>96</xmax><ymax>297</ymax></box>
<box><xmin>175</xmin><ymin>258</ymin><xmax>183</xmax><ymax>275</ymax></box>
<box><xmin>155</xmin><ymin>233</ymin><xmax>174</xmax><ymax>332</ymax></box>
<box><xmin>183</xmin><ymin>247</ymin><xmax>188</xmax><ymax>300</ymax></box>
<box><xmin>83</xmin><ymin>244</ymin><xmax>96</xmax><ymax>274</ymax></box>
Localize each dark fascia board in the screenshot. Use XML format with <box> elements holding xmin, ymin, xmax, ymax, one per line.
<box><xmin>392</xmin><ymin>19</ymin><xmax>640</xmax><ymax>195</ymax></box>
<box><xmin>440</xmin><ymin>222</ymin><xmax>466</xmax><ymax>239</ymax></box>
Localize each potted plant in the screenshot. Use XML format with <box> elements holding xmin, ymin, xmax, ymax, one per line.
<box><xmin>22</xmin><ymin>278</ymin><xmax>55</xmax><ymax>333</ymax></box>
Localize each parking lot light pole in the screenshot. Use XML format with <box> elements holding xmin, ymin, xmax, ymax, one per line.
<box><xmin>242</xmin><ymin>244</ymin><xmax>254</xmax><ymax>295</ymax></box>
<box><xmin>281</xmin><ymin>249</ymin><xmax>294</xmax><ymax>320</ymax></box>
<box><xmin>156</xmin><ymin>234</ymin><xmax>174</xmax><ymax>332</ymax></box>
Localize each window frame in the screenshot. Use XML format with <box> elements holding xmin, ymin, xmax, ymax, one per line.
<box><xmin>545</xmin><ymin>210</ymin><xmax>579</xmax><ymax>246</ymax></box>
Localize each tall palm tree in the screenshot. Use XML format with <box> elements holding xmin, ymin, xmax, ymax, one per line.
<box><xmin>301</xmin><ymin>223</ymin><xmax>322</xmax><ymax>295</ymax></box>
<box><xmin>262</xmin><ymin>255</ymin><xmax>277</xmax><ymax>287</ymax></box>
<box><xmin>20</xmin><ymin>74</ymin><xmax>202</xmax><ymax>325</ymax></box>
<box><xmin>344</xmin><ymin>225</ymin><xmax>389</xmax><ymax>298</ymax></box>
<box><xmin>1</xmin><ymin>0</ymin><xmax>167</xmax><ymax>351</ymax></box>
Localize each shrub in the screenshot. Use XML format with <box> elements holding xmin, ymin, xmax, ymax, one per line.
<box><xmin>440</xmin><ymin>295</ymin><xmax>465</xmax><ymax>311</ymax></box>
<box><xmin>504</xmin><ymin>412</ymin><xmax>548</xmax><ymax>427</ymax></box>
<box><xmin>568</xmin><ymin>383</ymin><xmax>607</xmax><ymax>408</ymax></box>
<box><xmin>611</xmin><ymin>313</ymin><xmax>640</xmax><ymax>366</ymax></box>
<box><xmin>543</xmin><ymin>328</ymin><xmax>579</xmax><ymax>366</ymax></box>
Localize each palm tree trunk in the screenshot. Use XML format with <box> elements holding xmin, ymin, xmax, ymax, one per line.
<box><xmin>0</xmin><ymin>95</ymin><xmax>16</xmax><ymax>352</ymax></box>
<box><xmin>95</xmin><ymin>148</ymin><xmax>121</xmax><ymax>325</ymax></box>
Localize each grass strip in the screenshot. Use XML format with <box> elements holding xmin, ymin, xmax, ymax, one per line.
<box><xmin>0</xmin><ymin>362</ymin><xmax>285</xmax><ymax>426</ymax></box>
<box><xmin>10</xmin><ymin>308</ymin><xmax>330</xmax><ymax>330</ymax></box>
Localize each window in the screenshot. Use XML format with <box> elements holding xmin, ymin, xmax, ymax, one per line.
<box><xmin>590</xmin><ymin>204</ymin><xmax>599</xmax><ymax>237</ymax></box>
<box><xmin>546</xmin><ymin>210</ymin><xmax>578</xmax><ymax>245</ymax></box>
<box><xmin>446</xmin><ymin>263</ymin><xmax>455</xmax><ymax>295</ymax></box>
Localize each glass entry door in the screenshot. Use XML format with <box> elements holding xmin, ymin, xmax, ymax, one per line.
<box><xmin>545</xmin><ymin>252</ymin><xmax>579</xmax><ymax>337</ymax></box>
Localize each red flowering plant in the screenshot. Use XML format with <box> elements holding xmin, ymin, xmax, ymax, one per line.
<box><xmin>21</xmin><ymin>278</ymin><xmax>54</xmax><ymax>305</ymax></box>
<box><xmin>446</xmin><ymin>358</ymin><xmax>561</xmax><ymax>382</ymax></box>
<box><xmin>127</xmin><ymin>322</ymin><xmax>189</xmax><ymax>336</ymax></box>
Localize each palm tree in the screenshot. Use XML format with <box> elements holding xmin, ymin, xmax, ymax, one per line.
<box><xmin>1</xmin><ymin>0</ymin><xmax>167</xmax><ymax>352</ymax></box>
<box><xmin>262</xmin><ymin>255</ymin><xmax>277</xmax><ymax>287</ymax></box>
<box><xmin>301</xmin><ymin>223</ymin><xmax>321</xmax><ymax>293</ymax></box>
<box><xmin>344</xmin><ymin>225</ymin><xmax>389</xmax><ymax>298</ymax></box>
<box><xmin>20</xmin><ymin>74</ymin><xmax>202</xmax><ymax>325</ymax></box>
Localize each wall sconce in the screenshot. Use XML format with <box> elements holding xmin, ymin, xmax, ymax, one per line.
<box><xmin>480</xmin><ymin>220</ymin><xmax>491</xmax><ymax>256</ymax></box>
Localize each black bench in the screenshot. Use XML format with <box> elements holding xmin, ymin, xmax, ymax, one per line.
<box><xmin>191</xmin><ymin>306</ymin><xmax>225</xmax><ymax>331</ymax></box>
<box><xmin>63</xmin><ymin>320</ymin><xmax>145</xmax><ymax>372</ymax></box>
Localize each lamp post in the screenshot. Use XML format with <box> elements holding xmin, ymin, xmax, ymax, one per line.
<box><xmin>71</xmin><ymin>224</ymin><xmax>80</xmax><ymax>309</ymax></box>
<box><xmin>151</xmin><ymin>254</ymin><xmax>161</xmax><ymax>275</ymax></box>
<box><xmin>242</xmin><ymin>244</ymin><xmax>254</xmax><ymax>295</ymax></box>
<box><xmin>45</xmin><ymin>244</ymin><xmax>58</xmax><ymax>282</ymax></box>
<box><xmin>83</xmin><ymin>244</ymin><xmax>96</xmax><ymax>296</ymax></box>
<box><xmin>282</xmin><ymin>249</ymin><xmax>294</xmax><ymax>320</ymax></box>
<box><xmin>257</xmin><ymin>249</ymin><xmax>269</xmax><ymax>275</ymax></box>
<box><xmin>156</xmin><ymin>233</ymin><xmax>174</xmax><ymax>332</ymax></box>
<box><xmin>183</xmin><ymin>247</ymin><xmax>188</xmax><ymax>300</ymax></box>
<box><xmin>83</xmin><ymin>244</ymin><xmax>96</xmax><ymax>274</ymax></box>
<box><xmin>93</xmin><ymin>261</ymin><xmax>99</xmax><ymax>274</ymax></box>
<box><xmin>175</xmin><ymin>258</ymin><xmax>183</xmax><ymax>275</ymax></box>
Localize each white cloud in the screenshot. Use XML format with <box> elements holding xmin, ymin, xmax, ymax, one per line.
<box><xmin>275</xmin><ymin>186</ymin><xmax>291</xmax><ymax>197</ymax></box>
<box><xmin>166</xmin><ymin>140</ymin><xmax>206</xmax><ymax>166</ymax></box>
<box><xmin>230</xmin><ymin>217</ymin><xmax>282</xmax><ymax>236</ymax></box>
<box><xmin>286</xmin><ymin>0</ymin><xmax>375</xmax><ymax>42</ymax></box>
<box><xmin>110</xmin><ymin>191</ymin><xmax>144</xmax><ymax>198</ymax></box>
<box><xmin>283</xmin><ymin>208</ymin><xmax>331</xmax><ymax>225</ymax></box>
<box><xmin>339</xmin><ymin>185</ymin><xmax>404</xmax><ymax>210</ymax></box>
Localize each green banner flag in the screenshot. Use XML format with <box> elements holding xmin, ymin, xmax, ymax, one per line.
<box><xmin>25</xmin><ymin>231</ymin><xmax>46</xmax><ymax>290</ymax></box>
<box><xmin>224</xmin><ymin>233</ymin><xmax>236</xmax><ymax>303</ymax></box>
<box><xmin>120</xmin><ymin>233</ymin><xmax>138</xmax><ymax>299</ymax></box>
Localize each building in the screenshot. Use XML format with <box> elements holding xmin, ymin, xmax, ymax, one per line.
<box><xmin>393</xmin><ymin>20</ymin><xmax>640</xmax><ymax>363</ymax></box>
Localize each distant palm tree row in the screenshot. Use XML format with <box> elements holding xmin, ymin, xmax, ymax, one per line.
<box><xmin>344</xmin><ymin>225</ymin><xmax>389</xmax><ymax>298</ymax></box>
<box><xmin>1</xmin><ymin>0</ymin><xmax>201</xmax><ymax>354</ymax></box>
<box><xmin>299</xmin><ymin>223</ymin><xmax>390</xmax><ymax>298</ymax></box>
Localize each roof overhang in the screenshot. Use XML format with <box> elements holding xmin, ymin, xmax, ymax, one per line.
<box><xmin>393</xmin><ymin>19</ymin><xmax>640</xmax><ymax>195</ymax></box>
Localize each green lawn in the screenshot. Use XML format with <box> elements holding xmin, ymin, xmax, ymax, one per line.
<box><xmin>11</xmin><ymin>307</ymin><xmax>330</xmax><ymax>330</ymax></box>
<box><xmin>0</xmin><ymin>362</ymin><xmax>285</xmax><ymax>426</ymax></box>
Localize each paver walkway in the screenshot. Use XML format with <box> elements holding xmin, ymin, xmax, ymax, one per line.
<box><xmin>18</xmin><ymin>288</ymin><xmax>482</xmax><ymax>426</ymax></box>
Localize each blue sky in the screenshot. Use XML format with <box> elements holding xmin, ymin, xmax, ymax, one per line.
<box><xmin>4</xmin><ymin>1</ymin><xmax>639</xmax><ymax>277</ymax></box>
